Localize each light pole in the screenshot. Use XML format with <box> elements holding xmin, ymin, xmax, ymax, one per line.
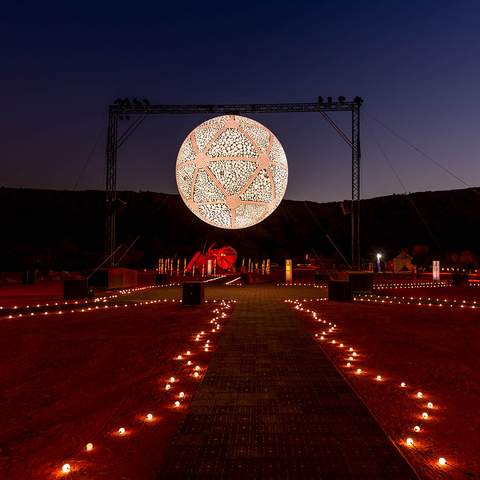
<box><xmin>376</xmin><ymin>253</ymin><xmax>382</xmax><ymax>273</ymax></box>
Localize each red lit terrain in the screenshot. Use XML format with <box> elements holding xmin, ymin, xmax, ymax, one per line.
<box><xmin>295</xmin><ymin>289</ymin><xmax>480</xmax><ymax>479</ymax></box>
<box><xmin>0</xmin><ymin>297</ymin><xmax>231</xmax><ymax>479</ymax></box>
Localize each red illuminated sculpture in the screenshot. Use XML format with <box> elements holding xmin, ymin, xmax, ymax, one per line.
<box><xmin>186</xmin><ymin>245</ymin><xmax>237</xmax><ymax>273</ymax></box>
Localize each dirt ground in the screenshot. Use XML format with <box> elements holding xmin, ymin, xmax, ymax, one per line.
<box><xmin>0</xmin><ymin>300</ymin><xmax>231</xmax><ymax>479</ymax></box>
<box><xmin>296</xmin><ymin>296</ymin><xmax>480</xmax><ymax>479</ymax></box>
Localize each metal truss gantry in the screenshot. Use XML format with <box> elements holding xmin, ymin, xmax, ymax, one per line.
<box><xmin>105</xmin><ymin>97</ymin><xmax>363</xmax><ymax>268</ymax></box>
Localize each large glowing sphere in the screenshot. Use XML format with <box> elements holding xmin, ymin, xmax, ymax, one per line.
<box><xmin>176</xmin><ymin>115</ymin><xmax>288</xmax><ymax>229</ymax></box>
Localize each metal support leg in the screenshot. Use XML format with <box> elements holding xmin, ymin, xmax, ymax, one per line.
<box><xmin>351</xmin><ymin>104</ymin><xmax>361</xmax><ymax>270</ymax></box>
<box><xmin>105</xmin><ymin>109</ymin><xmax>118</xmax><ymax>266</ymax></box>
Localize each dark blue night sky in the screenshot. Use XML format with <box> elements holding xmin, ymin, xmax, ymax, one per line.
<box><xmin>1</xmin><ymin>0</ymin><xmax>479</xmax><ymax>202</ymax></box>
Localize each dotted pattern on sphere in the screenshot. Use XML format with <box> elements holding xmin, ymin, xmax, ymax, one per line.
<box><xmin>176</xmin><ymin>115</ymin><xmax>288</xmax><ymax>229</ymax></box>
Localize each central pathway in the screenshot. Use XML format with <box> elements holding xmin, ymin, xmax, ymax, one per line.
<box><xmin>158</xmin><ymin>286</ymin><xmax>417</xmax><ymax>479</ymax></box>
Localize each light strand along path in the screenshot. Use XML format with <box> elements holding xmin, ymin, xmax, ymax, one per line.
<box><xmin>157</xmin><ymin>285</ymin><xmax>418</xmax><ymax>479</ymax></box>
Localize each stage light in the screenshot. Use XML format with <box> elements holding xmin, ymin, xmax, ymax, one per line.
<box><xmin>176</xmin><ymin>115</ymin><xmax>288</xmax><ymax>229</ymax></box>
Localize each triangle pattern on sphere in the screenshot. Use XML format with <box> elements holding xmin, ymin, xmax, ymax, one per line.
<box><xmin>240</xmin><ymin>169</ymin><xmax>272</xmax><ymax>202</ymax></box>
<box><xmin>209</xmin><ymin>160</ymin><xmax>258</xmax><ymax>195</ymax></box>
<box><xmin>206</xmin><ymin>128</ymin><xmax>259</xmax><ymax>158</ymax></box>
<box><xmin>193</xmin><ymin>169</ymin><xmax>225</xmax><ymax>203</ymax></box>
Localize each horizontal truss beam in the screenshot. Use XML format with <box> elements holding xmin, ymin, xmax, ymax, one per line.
<box><xmin>109</xmin><ymin>101</ymin><xmax>362</xmax><ymax>116</ymax></box>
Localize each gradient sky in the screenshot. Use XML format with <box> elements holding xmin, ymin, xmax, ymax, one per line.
<box><xmin>1</xmin><ymin>0</ymin><xmax>479</xmax><ymax>203</ymax></box>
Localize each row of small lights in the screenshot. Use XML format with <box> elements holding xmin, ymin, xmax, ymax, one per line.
<box><xmin>276</xmin><ymin>283</ymin><xmax>325</xmax><ymax>288</ymax></box>
<box><xmin>57</xmin><ymin>299</ymin><xmax>235</xmax><ymax>476</ymax></box>
<box><xmin>3</xmin><ymin>295</ymin><xmax>236</xmax><ymax>321</ymax></box>
<box><xmin>355</xmin><ymin>293</ymin><xmax>478</xmax><ymax>309</ymax></box>
<box><xmin>374</xmin><ymin>281</ymin><xmax>450</xmax><ymax>290</ymax></box>
<box><xmin>0</xmin><ymin>285</ymin><xmax>159</xmax><ymax>314</ymax></box>
<box><xmin>287</xmin><ymin>298</ymin><xmax>451</xmax><ymax>474</ymax></box>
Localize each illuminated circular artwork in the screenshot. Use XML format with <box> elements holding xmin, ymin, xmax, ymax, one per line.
<box><xmin>176</xmin><ymin>115</ymin><xmax>288</xmax><ymax>229</ymax></box>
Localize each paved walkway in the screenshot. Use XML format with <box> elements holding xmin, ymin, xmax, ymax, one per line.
<box><xmin>157</xmin><ymin>286</ymin><xmax>417</xmax><ymax>479</ymax></box>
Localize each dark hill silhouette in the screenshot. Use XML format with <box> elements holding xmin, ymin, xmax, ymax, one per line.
<box><xmin>1</xmin><ymin>187</ymin><xmax>479</xmax><ymax>270</ymax></box>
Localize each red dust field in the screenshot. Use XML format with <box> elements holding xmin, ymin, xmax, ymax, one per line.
<box><xmin>0</xmin><ymin>296</ymin><xmax>232</xmax><ymax>479</ymax></box>
<box><xmin>294</xmin><ymin>293</ymin><xmax>480</xmax><ymax>480</ymax></box>
<box><xmin>0</xmin><ymin>282</ymin><xmax>65</xmax><ymax>308</ymax></box>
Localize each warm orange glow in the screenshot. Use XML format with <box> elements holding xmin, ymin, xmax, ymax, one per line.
<box><xmin>438</xmin><ymin>457</ymin><xmax>447</xmax><ymax>466</ymax></box>
<box><xmin>406</xmin><ymin>438</ymin><xmax>414</xmax><ymax>446</ymax></box>
<box><xmin>61</xmin><ymin>463</ymin><xmax>71</xmax><ymax>474</ymax></box>
<box><xmin>86</xmin><ymin>442</ymin><xmax>94</xmax><ymax>451</ymax></box>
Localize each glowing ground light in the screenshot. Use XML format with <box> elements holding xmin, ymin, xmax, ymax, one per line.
<box><xmin>406</xmin><ymin>438</ymin><xmax>414</xmax><ymax>446</ymax></box>
<box><xmin>62</xmin><ymin>463</ymin><xmax>71</xmax><ymax>474</ymax></box>
<box><xmin>85</xmin><ymin>442</ymin><xmax>93</xmax><ymax>451</ymax></box>
<box><xmin>176</xmin><ymin>115</ymin><xmax>288</xmax><ymax>229</ymax></box>
<box><xmin>438</xmin><ymin>457</ymin><xmax>447</xmax><ymax>466</ymax></box>
<box><xmin>414</xmin><ymin>426</ymin><xmax>421</xmax><ymax>432</ymax></box>
<box><xmin>146</xmin><ymin>413</ymin><xmax>153</xmax><ymax>421</ymax></box>
<box><xmin>118</xmin><ymin>427</ymin><xmax>126</xmax><ymax>435</ymax></box>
